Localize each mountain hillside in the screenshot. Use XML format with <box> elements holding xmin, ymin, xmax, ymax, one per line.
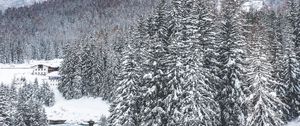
<box><xmin>0</xmin><ymin>0</ymin><xmax>156</xmax><ymax>64</ymax></box>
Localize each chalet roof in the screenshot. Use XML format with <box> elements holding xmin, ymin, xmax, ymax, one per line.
<box><xmin>32</xmin><ymin>64</ymin><xmax>59</xmax><ymax>68</ymax></box>
<box><xmin>30</xmin><ymin>59</ymin><xmax>62</xmax><ymax>68</ymax></box>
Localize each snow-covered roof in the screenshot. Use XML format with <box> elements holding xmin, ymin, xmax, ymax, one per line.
<box><xmin>31</xmin><ymin>59</ymin><xmax>62</xmax><ymax>68</ymax></box>
<box><xmin>32</xmin><ymin>64</ymin><xmax>59</xmax><ymax>68</ymax></box>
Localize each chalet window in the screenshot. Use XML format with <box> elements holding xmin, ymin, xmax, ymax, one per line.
<box><xmin>38</xmin><ymin>65</ymin><xmax>43</xmax><ymax>69</ymax></box>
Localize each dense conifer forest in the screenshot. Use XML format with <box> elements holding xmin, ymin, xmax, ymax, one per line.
<box><xmin>1</xmin><ymin>0</ymin><xmax>300</xmax><ymax>125</ymax></box>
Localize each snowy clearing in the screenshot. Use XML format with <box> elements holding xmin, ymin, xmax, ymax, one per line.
<box><xmin>46</xmin><ymin>86</ymin><xmax>110</xmax><ymax>124</ymax></box>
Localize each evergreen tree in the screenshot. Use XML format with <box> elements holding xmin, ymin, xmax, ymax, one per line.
<box><xmin>216</xmin><ymin>0</ymin><xmax>246</xmax><ymax>125</ymax></box>
<box><xmin>166</xmin><ymin>0</ymin><xmax>220</xmax><ymax>125</ymax></box>
<box><xmin>166</xmin><ymin>0</ymin><xmax>192</xmax><ymax>125</ymax></box>
<box><xmin>31</xmin><ymin>103</ymin><xmax>48</xmax><ymax>126</ymax></box>
<box><xmin>287</xmin><ymin>0</ymin><xmax>300</xmax><ymax>54</ymax></box>
<box><xmin>0</xmin><ymin>84</ymin><xmax>11</xmax><ymax>126</ymax></box>
<box><xmin>284</xmin><ymin>0</ymin><xmax>300</xmax><ymax>120</ymax></box>
<box><xmin>8</xmin><ymin>84</ymin><xmax>18</xmax><ymax>126</ymax></box>
<box><xmin>16</xmin><ymin>83</ymin><xmax>48</xmax><ymax>126</ymax></box>
<box><xmin>14</xmin><ymin>111</ymin><xmax>26</xmax><ymax>126</ymax></box>
<box><xmin>199</xmin><ymin>0</ymin><xmax>221</xmax><ymax>90</ymax></box>
<box><xmin>40</xmin><ymin>82</ymin><xmax>55</xmax><ymax>107</ymax></box>
<box><xmin>108</xmin><ymin>44</ymin><xmax>142</xmax><ymax>126</ymax></box>
<box><xmin>140</xmin><ymin>0</ymin><xmax>172</xmax><ymax>125</ymax></box>
<box><xmin>244</xmin><ymin>11</ymin><xmax>287</xmax><ymax>126</ymax></box>
<box><xmin>32</xmin><ymin>78</ymin><xmax>41</xmax><ymax>103</ymax></box>
<box><xmin>100</xmin><ymin>33</ymin><xmax>115</xmax><ymax>101</ymax></box>
<box><xmin>263</xmin><ymin>10</ymin><xmax>286</xmax><ymax>103</ymax></box>
<box><xmin>81</xmin><ymin>36</ymin><xmax>103</xmax><ymax>97</ymax></box>
<box><xmin>58</xmin><ymin>43</ymin><xmax>83</xmax><ymax>99</ymax></box>
<box><xmin>108</xmin><ymin>18</ymin><xmax>150</xmax><ymax>126</ymax></box>
<box><xmin>281</xmin><ymin>20</ymin><xmax>300</xmax><ymax>121</ymax></box>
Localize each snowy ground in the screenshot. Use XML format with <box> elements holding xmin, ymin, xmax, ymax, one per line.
<box><xmin>0</xmin><ymin>59</ymin><xmax>110</xmax><ymax>124</ymax></box>
<box><xmin>286</xmin><ymin>118</ymin><xmax>300</xmax><ymax>126</ymax></box>
<box><xmin>46</xmin><ymin>86</ymin><xmax>110</xmax><ymax>124</ymax></box>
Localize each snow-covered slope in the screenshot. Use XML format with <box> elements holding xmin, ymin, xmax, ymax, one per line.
<box><xmin>0</xmin><ymin>0</ymin><xmax>48</xmax><ymax>11</ymax></box>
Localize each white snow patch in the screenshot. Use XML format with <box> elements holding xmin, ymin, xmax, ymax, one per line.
<box><xmin>45</xmin><ymin>86</ymin><xmax>110</xmax><ymax>124</ymax></box>
<box><xmin>242</xmin><ymin>0</ymin><xmax>265</xmax><ymax>12</ymax></box>
<box><xmin>286</xmin><ymin>117</ymin><xmax>300</xmax><ymax>126</ymax></box>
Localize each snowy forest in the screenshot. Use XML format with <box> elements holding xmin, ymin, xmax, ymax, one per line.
<box><xmin>1</xmin><ymin>0</ymin><xmax>300</xmax><ymax>126</ymax></box>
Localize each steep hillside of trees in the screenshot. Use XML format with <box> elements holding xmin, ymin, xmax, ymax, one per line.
<box><xmin>0</xmin><ymin>0</ymin><xmax>155</xmax><ymax>63</ymax></box>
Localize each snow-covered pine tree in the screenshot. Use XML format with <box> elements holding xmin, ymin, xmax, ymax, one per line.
<box><xmin>107</xmin><ymin>18</ymin><xmax>150</xmax><ymax>125</ymax></box>
<box><xmin>8</xmin><ymin>84</ymin><xmax>18</xmax><ymax>126</ymax></box>
<box><xmin>263</xmin><ymin>10</ymin><xmax>286</xmax><ymax>95</ymax></box>
<box><xmin>16</xmin><ymin>83</ymin><xmax>48</xmax><ymax>126</ymax></box>
<box><xmin>15</xmin><ymin>83</ymin><xmax>32</xmax><ymax>126</ymax></box>
<box><xmin>58</xmin><ymin>43</ymin><xmax>83</xmax><ymax>99</ymax></box>
<box><xmin>165</xmin><ymin>0</ymin><xmax>191</xmax><ymax>125</ymax></box>
<box><xmin>0</xmin><ymin>84</ymin><xmax>11</xmax><ymax>126</ymax></box>
<box><xmin>198</xmin><ymin>0</ymin><xmax>221</xmax><ymax>90</ymax></box>
<box><xmin>165</xmin><ymin>0</ymin><xmax>220</xmax><ymax>125</ymax></box>
<box><xmin>80</xmin><ymin>36</ymin><xmax>103</xmax><ymax>97</ymax></box>
<box><xmin>13</xmin><ymin>111</ymin><xmax>26</xmax><ymax>126</ymax></box>
<box><xmin>216</xmin><ymin>0</ymin><xmax>246</xmax><ymax>125</ymax></box>
<box><xmin>260</xmin><ymin>9</ymin><xmax>293</xmax><ymax>122</ymax></box>
<box><xmin>244</xmin><ymin>11</ymin><xmax>287</xmax><ymax>126</ymax></box>
<box><xmin>40</xmin><ymin>82</ymin><xmax>55</xmax><ymax>107</ymax></box>
<box><xmin>108</xmin><ymin>43</ymin><xmax>143</xmax><ymax>126</ymax></box>
<box><xmin>287</xmin><ymin>0</ymin><xmax>300</xmax><ymax>56</ymax></box>
<box><xmin>31</xmin><ymin>103</ymin><xmax>48</xmax><ymax>126</ymax></box>
<box><xmin>184</xmin><ymin>0</ymin><xmax>221</xmax><ymax>125</ymax></box>
<box><xmin>19</xmin><ymin>99</ymin><xmax>48</xmax><ymax>126</ymax></box>
<box><xmin>99</xmin><ymin>33</ymin><xmax>115</xmax><ymax>101</ymax></box>
<box><xmin>32</xmin><ymin>78</ymin><xmax>41</xmax><ymax>103</ymax></box>
<box><xmin>140</xmin><ymin>0</ymin><xmax>173</xmax><ymax>125</ymax></box>
<box><xmin>285</xmin><ymin>0</ymin><xmax>300</xmax><ymax>120</ymax></box>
